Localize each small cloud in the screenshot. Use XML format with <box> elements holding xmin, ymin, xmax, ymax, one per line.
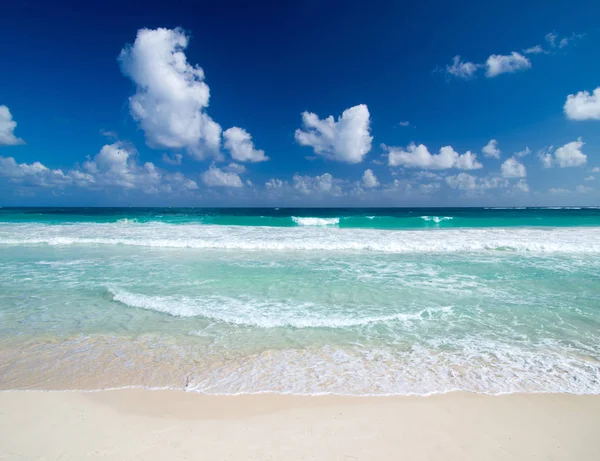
<box><xmin>564</xmin><ymin>87</ymin><xmax>600</xmax><ymax>121</ymax></box>
<box><xmin>522</xmin><ymin>45</ymin><xmax>547</xmax><ymax>55</ymax></box>
<box><xmin>0</xmin><ymin>105</ymin><xmax>26</xmax><ymax>146</ymax></box>
<box><xmin>446</xmin><ymin>55</ymin><xmax>481</xmax><ymax>79</ymax></box>
<box><xmin>584</xmin><ymin>176</ymin><xmax>595</xmax><ymax>181</ymax></box>
<box><xmin>162</xmin><ymin>153</ymin><xmax>183</xmax><ymax>165</ymax></box>
<box><xmin>482</xmin><ymin>139</ymin><xmax>501</xmax><ymax>159</ymax></box>
<box><xmin>399</xmin><ymin>121</ymin><xmax>411</xmax><ymax>127</ymax></box>
<box><xmin>485</xmin><ymin>52</ymin><xmax>531</xmax><ymax>78</ymax></box>
<box><xmin>514</xmin><ymin>147</ymin><xmax>531</xmax><ymax>157</ymax></box>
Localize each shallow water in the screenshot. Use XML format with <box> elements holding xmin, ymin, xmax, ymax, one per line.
<box><xmin>1</xmin><ymin>207</ymin><xmax>599</xmax><ymax>395</ymax></box>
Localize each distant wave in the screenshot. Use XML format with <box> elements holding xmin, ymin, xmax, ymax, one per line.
<box><xmin>2</xmin><ymin>224</ymin><xmax>600</xmax><ymax>253</ymax></box>
<box><xmin>292</xmin><ymin>217</ymin><xmax>340</xmax><ymax>226</ymax></box>
<box><xmin>420</xmin><ymin>216</ymin><xmax>454</xmax><ymax>223</ymax></box>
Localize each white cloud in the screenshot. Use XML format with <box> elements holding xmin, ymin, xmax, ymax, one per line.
<box><xmin>546</xmin><ymin>32</ymin><xmax>582</xmax><ymax>49</ymax></box>
<box><xmin>446</xmin><ymin>56</ymin><xmax>480</xmax><ymax>79</ymax></box>
<box><xmin>523</xmin><ymin>45</ymin><xmax>546</xmax><ymax>55</ymax></box>
<box><xmin>564</xmin><ymin>87</ymin><xmax>600</xmax><ymax>120</ymax></box>
<box><xmin>0</xmin><ymin>105</ymin><xmax>25</xmax><ymax>146</ymax></box>
<box><xmin>576</xmin><ymin>185</ymin><xmax>593</xmax><ymax>193</ymax></box>
<box><xmin>293</xmin><ymin>173</ymin><xmax>342</xmax><ymax>195</ymax></box>
<box><xmin>224</xmin><ymin>162</ymin><xmax>246</xmax><ymax>174</ymax></box>
<box><xmin>485</xmin><ymin>52</ymin><xmax>531</xmax><ymax>78</ymax></box>
<box><xmin>584</xmin><ymin>176</ymin><xmax>595</xmax><ymax>181</ymax></box>
<box><xmin>545</xmin><ymin>32</ymin><xmax>558</xmax><ymax>48</ymax></box>
<box><xmin>385</xmin><ymin>143</ymin><xmax>482</xmax><ymax>170</ymax></box>
<box><xmin>223</xmin><ymin>127</ymin><xmax>268</xmax><ymax>163</ymax></box>
<box><xmin>592</xmin><ymin>167</ymin><xmax>600</xmax><ymax>173</ymax></box>
<box><xmin>162</xmin><ymin>153</ymin><xmax>183</xmax><ymax>165</ymax></box>
<box><xmin>501</xmin><ymin>157</ymin><xmax>527</xmax><ymax>178</ymax></box>
<box><xmin>0</xmin><ymin>156</ymin><xmax>70</xmax><ymax>187</ymax></box>
<box><xmin>201</xmin><ymin>164</ymin><xmax>243</xmax><ymax>188</ymax></box>
<box><xmin>548</xmin><ymin>188</ymin><xmax>570</xmax><ymax>194</ymax></box>
<box><xmin>362</xmin><ymin>169</ymin><xmax>379</xmax><ymax>188</ymax></box>
<box><xmin>294</xmin><ymin>104</ymin><xmax>372</xmax><ymax>164</ymax></box>
<box><xmin>1</xmin><ymin>142</ymin><xmax>198</xmax><ymax>194</ymax></box>
<box><xmin>553</xmin><ymin>139</ymin><xmax>587</xmax><ymax>167</ymax></box>
<box><xmin>119</xmin><ymin>27</ymin><xmax>222</xmax><ymax>159</ymax></box>
<box><xmin>399</xmin><ymin>121</ymin><xmax>411</xmax><ymax>127</ymax></box>
<box><xmin>513</xmin><ymin>179</ymin><xmax>530</xmax><ymax>193</ymax></box>
<box><xmin>265</xmin><ymin>178</ymin><xmax>285</xmax><ymax>189</ymax></box>
<box><xmin>482</xmin><ymin>139</ymin><xmax>501</xmax><ymax>158</ymax></box>
<box><xmin>445</xmin><ymin>173</ymin><xmax>507</xmax><ymax>192</ymax></box>
<box><xmin>539</xmin><ymin>139</ymin><xmax>587</xmax><ymax>168</ymax></box>
<box><xmin>514</xmin><ymin>147</ymin><xmax>531</xmax><ymax>157</ymax></box>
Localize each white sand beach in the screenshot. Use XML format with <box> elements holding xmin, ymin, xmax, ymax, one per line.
<box><xmin>1</xmin><ymin>390</ymin><xmax>599</xmax><ymax>460</ymax></box>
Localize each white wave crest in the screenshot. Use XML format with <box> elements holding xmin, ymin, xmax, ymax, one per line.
<box><xmin>292</xmin><ymin>217</ymin><xmax>340</xmax><ymax>226</ymax></box>
<box><xmin>2</xmin><ymin>223</ymin><xmax>600</xmax><ymax>253</ymax></box>
<box><xmin>420</xmin><ymin>216</ymin><xmax>454</xmax><ymax>223</ymax></box>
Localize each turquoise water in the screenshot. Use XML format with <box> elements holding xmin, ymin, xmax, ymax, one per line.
<box><xmin>1</xmin><ymin>207</ymin><xmax>599</xmax><ymax>394</ymax></box>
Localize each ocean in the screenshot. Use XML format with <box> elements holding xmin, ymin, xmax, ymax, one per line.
<box><xmin>1</xmin><ymin>207</ymin><xmax>599</xmax><ymax>395</ymax></box>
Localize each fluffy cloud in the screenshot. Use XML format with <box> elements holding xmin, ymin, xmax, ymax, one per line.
<box><xmin>446</xmin><ymin>56</ymin><xmax>480</xmax><ymax>79</ymax></box>
<box><xmin>292</xmin><ymin>173</ymin><xmax>342</xmax><ymax>195</ymax></box>
<box><xmin>584</xmin><ymin>176</ymin><xmax>595</xmax><ymax>181</ymax></box>
<box><xmin>445</xmin><ymin>173</ymin><xmax>507</xmax><ymax>192</ymax></box>
<box><xmin>362</xmin><ymin>169</ymin><xmax>379</xmax><ymax>188</ymax></box>
<box><xmin>1</xmin><ymin>142</ymin><xmax>198</xmax><ymax>194</ymax></box>
<box><xmin>119</xmin><ymin>28</ymin><xmax>222</xmax><ymax>159</ymax></box>
<box><xmin>0</xmin><ymin>156</ymin><xmax>70</xmax><ymax>187</ymax></box>
<box><xmin>485</xmin><ymin>52</ymin><xmax>531</xmax><ymax>78</ymax></box>
<box><xmin>0</xmin><ymin>105</ymin><xmax>25</xmax><ymax>146</ymax></box>
<box><xmin>482</xmin><ymin>139</ymin><xmax>501</xmax><ymax>158</ymax></box>
<box><xmin>385</xmin><ymin>143</ymin><xmax>482</xmax><ymax>170</ymax></box>
<box><xmin>564</xmin><ymin>87</ymin><xmax>600</xmax><ymax>120</ymax></box>
<box><xmin>540</xmin><ymin>139</ymin><xmax>587</xmax><ymax>168</ymax></box>
<box><xmin>223</xmin><ymin>127</ymin><xmax>268</xmax><ymax>162</ymax></box>
<box><xmin>399</xmin><ymin>121</ymin><xmax>411</xmax><ymax>127</ymax></box>
<box><xmin>294</xmin><ymin>104</ymin><xmax>372</xmax><ymax>163</ymax></box>
<box><xmin>501</xmin><ymin>157</ymin><xmax>527</xmax><ymax>178</ymax></box>
<box><xmin>201</xmin><ymin>164</ymin><xmax>243</xmax><ymax>188</ymax></box>
<box><xmin>576</xmin><ymin>185</ymin><xmax>593</xmax><ymax>193</ymax></box>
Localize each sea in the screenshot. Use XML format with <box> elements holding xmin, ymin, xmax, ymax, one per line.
<box><xmin>1</xmin><ymin>207</ymin><xmax>599</xmax><ymax>395</ymax></box>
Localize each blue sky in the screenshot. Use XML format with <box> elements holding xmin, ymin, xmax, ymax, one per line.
<box><xmin>1</xmin><ymin>0</ymin><xmax>599</xmax><ymax>206</ymax></box>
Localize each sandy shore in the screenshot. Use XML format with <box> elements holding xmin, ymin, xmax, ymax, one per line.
<box><xmin>0</xmin><ymin>390</ymin><xmax>599</xmax><ymax>460</ymax></box>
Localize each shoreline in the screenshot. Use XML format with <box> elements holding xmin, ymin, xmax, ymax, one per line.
<box><xmin>1</xmin><ymin>389</ymin><xmax>599</xmax><ymax>460</ymax></box>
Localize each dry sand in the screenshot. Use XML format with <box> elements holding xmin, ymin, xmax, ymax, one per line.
<box><xmin>1</xmin><ymin>390</ymin><xmax>599</xmax><ymax>460</ymax></box>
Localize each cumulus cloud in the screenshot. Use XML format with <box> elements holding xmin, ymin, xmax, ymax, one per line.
<box><xmin>1</xmin><ymin>142</ymin><xmax>198</xmax><ymax>194</ymax></box>
<box><xmin>501</xmin><ymin>157</ymin><xmax>527</xmax><ymax>178</ymax></box>
<box><xmin>0</xmin><ymin>105</ymin><xmax>25</xmax><ymax>146</ymax></box>
<box><xmin>294</xmin><ymin>104</ymin><xmax>372</xmax><ymax>163</ymax></box>
<box><xmin>119</xmin><ymin>27</ymin><xmax>222</xmax><ymax>159</ymax></box>
<box><xmin>385</xmin><ymin>143</ymin><xmax>482</xmax><ymax>170</ymax></box>
<box><xmin>592</xmin><ymin>167</ymin><xmax>600</xmax><ymax>173</ymax></box>
<box><xmin>0</xmin><ymin>156</ymin><xmax>70</xmax><ymax>187</ymax></box>
<box><xmin>362</xmin><ymin>169</ymin><xmax>379</xmax><ymax>188</ymax></box>
<box><xmin>445</xmin><ymin>173</ymin><xmax>507</xmax><ymax>192</ymax></box>
<box><xmin>162</xmin><ymin>153</ymin><xmax>183</xmax><ymax>165</ymax></box>
<box><xmin>584</xmin><ymin>176</ymin><xmax>595</xmax><ymax>181</ymax></box>
<box><xmin>540</xmin><ymin>138</ymin><xmax>587</xmax><ymax>168</ymax></box>
<box><xmin>446</xmin><ymin>56</ymin><xmax>480</xmax><ymax>79</ymax></box>
<box><xmin>399</xmin><ymin>121</ymin><xmax>411</xmax><ymax>127</ymax></box>
<box><xmin>223</xmin><ymin>127</ymin><xmax>268</xmax><ymax>162</ymax></box>
<box><xmin>292</xmin><ymin>173</ymin><xmax>343</xmax><ymax>195</ymax></box>
<box><xmin>485</xmin><ymin>52</ymin><xmax>531</xmax><ymax>78</ymax></box>
<box><xmin>482</xmin><ymin>139</ymin><xmax>501</xmax><ymax>158</ymax></box>
<box><xmin>201</xmin><ymin>164</ymin><xmax>243</xmax><ymax>188</ymax></box>
<box><xmin>513</xmin><ymin>179</ymin><xmax>530</xmax><ymax>193</ymax></box>
<box><xmin>564</xmin><ymin>87</ymin><xmax>600</xmax><ymax>120</ymax></box>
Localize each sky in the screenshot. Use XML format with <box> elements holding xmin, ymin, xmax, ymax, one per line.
<box><xmin>1</xmin><ymin>0</ymin><xmax>599</xmax><ymax>207</ymax></box>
